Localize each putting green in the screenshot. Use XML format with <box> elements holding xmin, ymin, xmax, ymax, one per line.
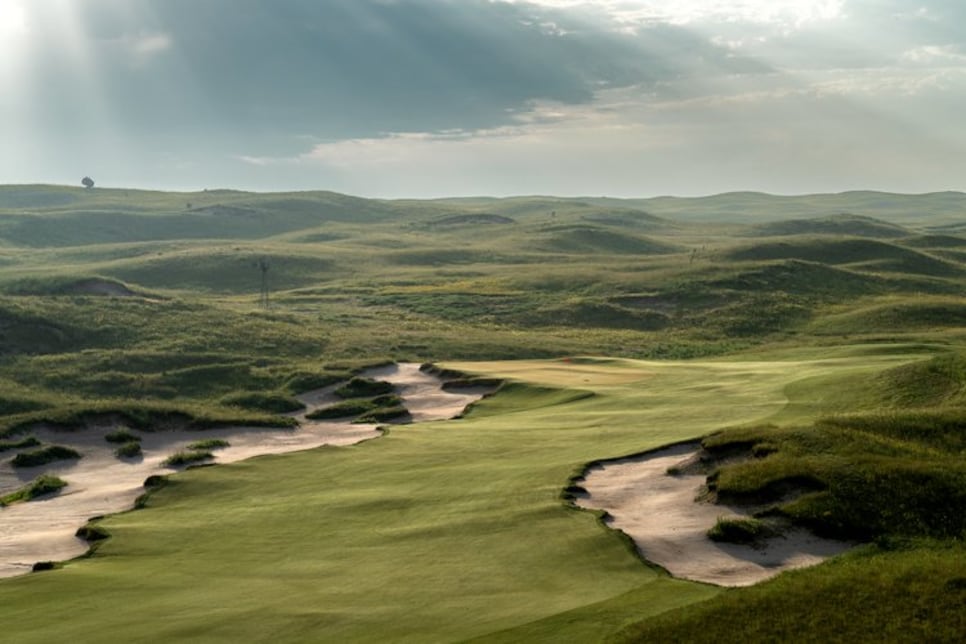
<box><xmin>0</xmin><ymin>353</ymin><xmax>917</xmax><ymax>642</ymax></box>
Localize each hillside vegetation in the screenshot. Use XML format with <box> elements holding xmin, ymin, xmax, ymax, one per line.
<box><xmin>0</xmin><ymin>185</ymin><xmax>964</xmax><ymax>641</ymax></box>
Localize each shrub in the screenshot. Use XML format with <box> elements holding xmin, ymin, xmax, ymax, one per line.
<box><xmin>371</xmin><ymin>394</ymin><xmax>404</xmax><ymax>407</ymax></box>
<box><xmin>114</xmin><ymin>441</ymin><xmax>143</xmax><ymax>459</ymax></box>
<box><xmin>0</xmin><ymin>436</ymin><xmax>41</xmax><ymax>453</ymax></box>
<box><xmin>75</xmin><ymin>524</ymin><xmax>110</xmax><ymax>542</ymax></box>
<box><xmin>306</xmin><ymin>395</ymin><xmax>406</xmax><ymax>420</ymax></box>
<box><xmin>441</xmin><ymin>377</ymin><xmax>502</xmax><ymax>391</ymax></box>
<box><xmin>186</xmin><ymin>438</ymin><xmax>230</xmax><ymax>450</ymax></box>
<box><xmin>335</xmin><ymin>377</ymin><xmax>394</xmax><ymax>399</ymax></box>
<box><xmin>1</xmin><ymin>475</ymin><xmax>68</xmax><ymax>505</ymax></box>
<box><xmin>356</xmin><ymin>405</ymin><xmax>410</xmax><ymax>423</ymax></box>
<box><xmin>32</xmin><ymin>562</ymin><xmax>58</xmax><ymax>572</ymax></box>
<box><xmin>220</xmin><ymin>391</ymin><xmax>304</xmax><ymax>414</ymax></box>
<box><xmin>11</xmin><ymin>446</ymin><xmax>81</xmax><ymax>468</ymax></box>
<box><xmin>283</xmin><ymin>372</ymin><xmax>346</xmax><ymax>394</ymax></box>
<box><xmin>134</xmin><ymin>475</ymin><xmax>172</xmax><ymax>508</ymax></box>
<box><xmin>163</xmin><ymin>451</ymin><xmax>213</xmax><ymax>467</ymax></box>
<box><xmin>104</xmin><ymin>428</ymin><xmax>140</xmax><ymax>444</ymax></box>
<box><xmin>143</xmin><ymin>474</ymin><xmax>168</xmax><ymax>489</ymax></box>
<box><xmin>27</xmin><ymin>474</ymin><xmax>68</xmax><ymax>498</ymax></box>
<box><xmin>707</xmin><ymin>517</ymin><xmax>776</xmax><ymax>545</ymax></box>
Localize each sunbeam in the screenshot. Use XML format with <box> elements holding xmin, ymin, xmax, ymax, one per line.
<box><xmin>0</xmin><ymin>0</ymin><xmax>28</xmax><ymax>79</ymax></box>
<box><xmin>0</xmin><ymin>0</ymin><xmax>26</xmax><ymax>37</ymax></box>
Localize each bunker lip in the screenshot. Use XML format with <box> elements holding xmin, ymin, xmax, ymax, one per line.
<box><xmin>0</xmin><ymin>363</ymin><xmax>492</xmax><ymax>579</ymax></box>
<box><xmin>574</xmin><ymin>441</ymin><xmax>853</xmax><ymax>587</ymax></box>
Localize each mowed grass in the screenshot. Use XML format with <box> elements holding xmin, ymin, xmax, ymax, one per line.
<box><xmin>0</xmin><ymin>354</ymin><xmax>912</xmax><ymax>643</ymax></box>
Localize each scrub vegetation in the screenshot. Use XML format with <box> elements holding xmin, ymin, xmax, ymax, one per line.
<box><xmin>0</xmin><ymin>474</ymin><xmax>67</xmax><ymax>506</ymax></box>
<box><xmin>10</xmin><ymin>446</ymin><xmax>81</xmax><ymax>468</ymax></box>
<box><xmin>185</xmin><ymin>439</ymin><xmax>230</xmax><ymax>451</ymax></box>
<box><xmin>0</xmin><ymin>185</ymin><xmax>964</xmax><ymax>641</ymax></box>
<box><xmin>162</xmin><ymin>450</ymin><xmax>214</xmax><ymax>468</ymax></box>
<box><xmin>104</xmin><ymin>428</ymin><xmax>140</xmax><ymax>444</ymax></box>
<box><xmin>305</xmin><ymin>394</ymin><xmax>405</xmax><ymax>421</ymax></box>
<box><xmin>113</xmin><ymin>441</ymin><xmax>143</xmax><ymax>459</ymax></box>
<box><xmin>219</xmin><ymin>391</ymin><xmax>305</xmax><ymax>414</ymax></box>
<box><xmin>706</xmin><ymin>517</ymin><xmax>776</xmax><ymax>545</ymax></box>
<box><xmin>334</xmin><ymin>377</ymin><xmax>395</xmax><ymax>399</ymax></box>
<box><xmin>0</xmin><ymin>436</ymin><xmax>40</xmax><ymax>452</ymax></box>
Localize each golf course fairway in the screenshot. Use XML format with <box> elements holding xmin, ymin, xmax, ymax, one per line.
<box><xmin>0</xmin><ymin>352</ymin><xmax>920</xmax><ymax>642</ymax></box>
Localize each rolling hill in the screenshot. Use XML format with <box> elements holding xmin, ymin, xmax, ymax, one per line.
<box><xmin>0</xmin><ymin>184</ymin><xmax>963</xmax><ymax>641</ymax></box>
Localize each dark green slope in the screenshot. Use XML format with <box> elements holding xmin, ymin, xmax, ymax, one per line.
<box><xmin>0</xmin><ymin>188</ymin><xmax>404</xmax><ymax>247</ymax></box>
<box><xmin>899</xmin><ymin>234</ymin><xmax>966</xmax><ymax>249</ymax></box>
<box><xmin>534</xmin><ymin>225</ymin><xmax>682</xmax><ymax>255</ymax></box>
<box><xmin>747</xmin><ymin>214</ymin><xmax>911</xmax><ymax>238</ymax></box>
<box><xmin>623</xmin><ymin>190</ymin><xmax>966</xmax><ymax>226</ymax></box>
<box><xmin>724</xmin><ymin>237</ymin><xmax>963</xmax><ymax>278</ymax></box>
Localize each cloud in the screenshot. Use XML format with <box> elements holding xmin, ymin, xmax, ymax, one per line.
<box><xmin>228</xmin><ymin>52</ymin><xmax>966</xmax><ymax>197</ymax></box>
<box><xmin>5</xmin><ymin>0</ymin><xmax>966</xmax><ymax>195</ymax></box>
<box><xmin>499</xmin><ymin>0</ymin><xmax>845</xmax><ymax>29</ymax></box>
<box><xmin>11</xmin><ymin>1</ymin><xmax>767</xmax><ymax>147</ymax></box>
<box><xmin>130</xmin><ymin>32</ymin><xmax>171</xmax><ymax>56</ymax></box>
<box><xmin>902</xmin><ymin>45</ymin><xmax>966</xmax><ymax>65</ymax></box>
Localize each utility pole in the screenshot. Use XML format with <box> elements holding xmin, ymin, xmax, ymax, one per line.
<box><xmin>258</xmin><ymin>258</ymin><xmax>270</xmax><ymax>308</ymax></box>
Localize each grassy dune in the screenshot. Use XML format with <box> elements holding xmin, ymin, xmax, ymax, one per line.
<box><xmin>614</xmin><ymin>542</ymin><xmax>966</xmax><ymax>643</ymax></box>
<box><xmin>745</xmin><ymin>214</ymin><xmax>912</xmax><ymax>238</ymax></box>
<box><xmin>590</xmin><ymin>190</ymin><xmax>966</xmax><ymax>226</ymax></box>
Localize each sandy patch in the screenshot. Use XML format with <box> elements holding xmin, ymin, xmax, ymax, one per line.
<box><xmin>576</xmin><ymin>443</ymin><xmax>852</xmax><ymax>587</ymax></box>
<box><xmin>0</xmin><ymin>363</ymin><xmax>489</xmax><ymax>578</ymax></box>
<box><xmin>70</xmin><ymin>279</ymin><xmax>138</xmax><ymax>297</ymax></box>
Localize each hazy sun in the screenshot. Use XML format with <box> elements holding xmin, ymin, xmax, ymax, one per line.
<box><xmin>0</xmin><ymin>0</ymin><xmax>27</xmax><ymax>40</ymax></box>
<box><xmin>0</xmin><ymin>0</ymin><xmax>28</xmax><ymax>84</ymax></box>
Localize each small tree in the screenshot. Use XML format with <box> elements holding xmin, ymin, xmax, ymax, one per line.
<box><xmin>81</xmin><ymin>176</ymin><xmax>95</xmax><ymax>189</ymax></box>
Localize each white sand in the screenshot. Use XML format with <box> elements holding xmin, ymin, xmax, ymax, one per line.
<box><xmin>0</xmin><ymin>363</ymin><xmax>488</xmax><ymax>578</ymax></box>
<box><xmin>576</xmin><ymin>443</ymin><xmax>852</xmax><ymax>587</ymax></box>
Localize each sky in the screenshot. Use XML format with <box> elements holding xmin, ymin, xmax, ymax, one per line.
<box><xmin>1</xmin><ymin>0</ymin><xmax>965</xmax><ymax>197</ymax></box>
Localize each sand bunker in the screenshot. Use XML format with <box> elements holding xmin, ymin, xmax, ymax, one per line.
<box><xmin>576</xmin><ymin>443</ymin><xmax>852</xmax><ymax>587</ymax></box>
<box><xmin>69</xmin><ymin>278</ymin><xmax>139</xmax><ymax>297</ymax></box>
<box><xmin>0</xmin><ymin>363</ymin><xmax>489</xmax><ymax>578</ymax></box>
